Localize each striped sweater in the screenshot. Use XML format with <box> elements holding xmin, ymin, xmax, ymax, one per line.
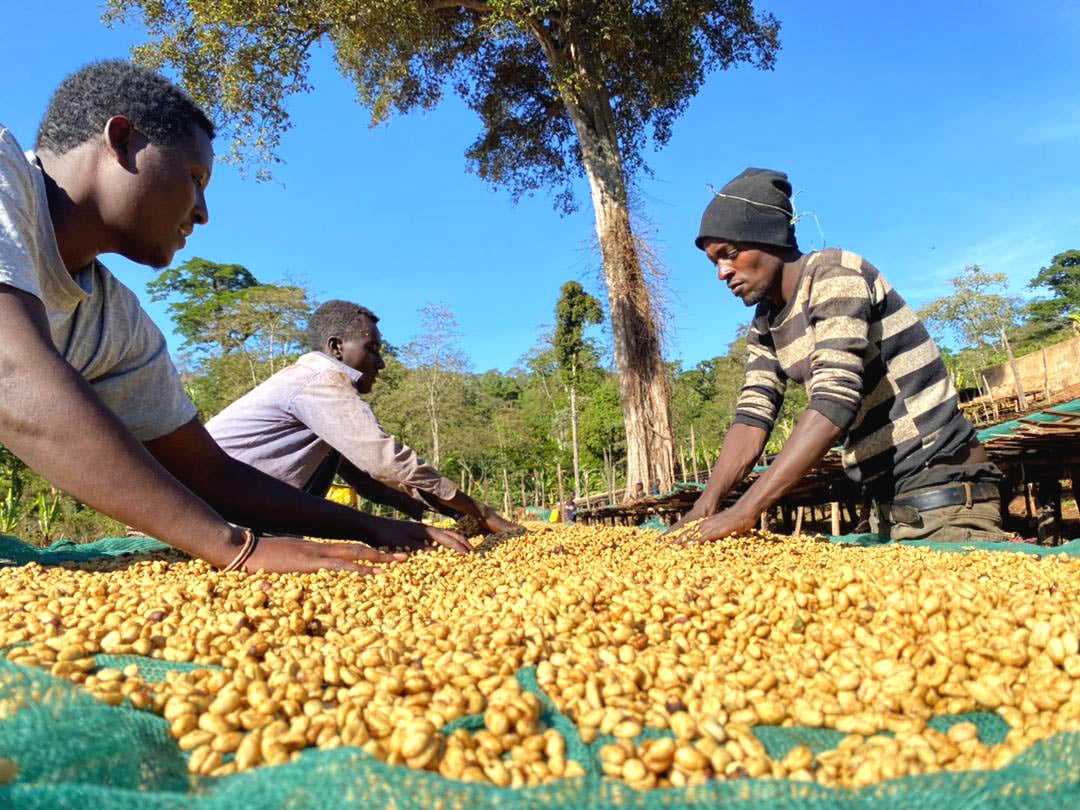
<box><xmin>734</xmin><ymin>248</ymin><xmax>974</xmax><ymax>496</ymax></box>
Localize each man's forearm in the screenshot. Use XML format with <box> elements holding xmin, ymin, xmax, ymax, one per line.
<box><xmin>198</xmin><ymin>457</ymin><xmax>397</xmax><ymax>539</ymax></box>
<box><xmin>697</xmin><ymin>423</ymin><xmax>770</xmax><ymax>511</ymax></box>
<box><xmin>0</xmin><ymin>288</ymin><xmax>237</xmax><ymax>564</ymax></box>
<box><xmin>145</xmin><ymin>420</ymin><xmax>410</xmax><ymax>541</ymax></box>
<box><xmin>731</xmin><ymin>409</ymin><xmax>843</xmax><ymax>518</ymax></box>
<box><xmin>338</xmin><ymin>462</ymin><xmax>427</xmax><ymax>521</ymax></box>
<box><xmin>437</xmin><ymin>490</ymin><xmax>489</xmax><ymax>520</ymax></box>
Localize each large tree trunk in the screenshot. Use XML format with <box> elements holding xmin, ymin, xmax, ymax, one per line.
<box><xmin>551</xmin><ymin>60</ymin><xmax>674</xmax><ymax>498</ymax></box>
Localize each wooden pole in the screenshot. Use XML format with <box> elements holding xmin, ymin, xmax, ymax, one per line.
<box><xmin>679</xmin><ymin>447</ymin><xmax>687</xmax><ymax>482</ymax></box>
<box><xmin>794</xmin><ymin>506</ymin><xmax>804</xmax><ymax>535</ymax></box>
<box><xmin>1041</xmin><ymin>348</ymin><xmax>1050</xmax><ymax>403</ymax></box>
<box><xmin>556</xmin><ymin>460</ymin><xmax>565</xmax><ymax>507</ymax></box>
<box><xmin>609</xmin><ymin>447</ymin><xmax>616</xmax><ymax>499</ymax></box>
<box><xmin>971</xmin><ymin>369</ymin><xmax>987</xmax><ymax>424</ymax></box>
<box><xmin>830</xmin><ymin>502</ymin><xmax>841</xmax><ymax>536</ymax></box>
<box><xmin>982</xmin><ymin>375</ymin><xmax>1000</xmax><ymax>422</ymax></box>
<box><xmin>1001</xmin><ymin>329</ymin><xmax>1027</xmax><ymax>412</ymax></box>
<box><xmin>502</xmin><ymin>468</ymin><xmax>511</xmax><ymax>515</ymax></box>
<box><xmin>1034</xmin><ymin>478</ymin><xmax>1064</xmax><ymax>546</ymax></box>
<box><xmin>583</xmin><ymin>470</ymin><xmax>591</xmax><ymax>509</ymax></box>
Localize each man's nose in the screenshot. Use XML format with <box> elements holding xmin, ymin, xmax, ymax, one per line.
<box><xmin>716</xmin><ymin>261</ymin><xmax>734</xmax><ymax>281</ymax></box>
<box><xmin>193</xmin><ymin>190</ymin><xmax>209</xmax><ymax>226</ymax></box>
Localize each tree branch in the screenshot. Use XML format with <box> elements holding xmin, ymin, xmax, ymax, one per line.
<box><xmin>424</xmin><ymin>0</ymin><xmax>491</xmax><ymax>12</ymax></box>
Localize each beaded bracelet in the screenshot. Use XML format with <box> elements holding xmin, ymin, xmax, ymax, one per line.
<box><xmin>221</xmin><ymin>529</ymin><xmax>258</xmax><ymax>573</ymax></box>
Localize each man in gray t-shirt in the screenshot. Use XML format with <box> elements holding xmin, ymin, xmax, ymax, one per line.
<box><xmin>0</xmin><ymin>60</ymin><xmax>467</xmax><ymax>572</ymax></box>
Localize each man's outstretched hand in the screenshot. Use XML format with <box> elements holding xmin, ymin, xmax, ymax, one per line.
<box><xmin>664</xmin><ymin>498</ymin><xmax>716</xmax><ymax>536</ymax></box>
<box><xmin>479</xmin><ymin>508</ymin><xmax>522</xmax><ymax>535</ymax></box>
<box><xmin>366</xmin><ymin>518</ymin><xmax>474</xmax><ymax>554</ymax></box>
<box><xmin>668</xmin><ymin>507</ymin><xmax>757</xmax><ymax>545</ymax></box>
<box><xmin>243</xmin><ymin>535</ymin><xmax>408</xmax><ymax>574</ymax></box>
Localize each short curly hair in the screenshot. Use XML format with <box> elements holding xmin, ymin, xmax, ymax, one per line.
<box><xmin>308</xmin><ymin>300</ymin><xmax>380</xmax><ymax>353</ymax></box>
<box><xmin>36</xmin><ymin>60</ymin><xmax>215</xmax><ymax>154</ymax></box>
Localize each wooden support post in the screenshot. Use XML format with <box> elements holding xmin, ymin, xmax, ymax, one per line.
<box><xmin>1024</xmin><ymin>483</ymin><xmax>1034</xmax><ymax>520</ymax></box>
<box><xmin>794</xmin><ymin>506</ymin><xmax>804</xmax><ymax>535</ymax></box>
<box><xmin>1042</xmin><ymin>348</ymin><xmax>1050</xmax><ymax>403</ymax></box>
<box><xmin>845</xmin><ymin>501</ymin><xmax>858</xmax><ymax>525</ymax></box>
<box><xmin>759</xmin><ymin>510</ymin><xmax>768</xmax><ymax>531</ymax></box>
<box><xmin>690</xmin><ymin>424</ymin><xmax>699</xmax><ymax>482</ymax></box>
<box><xmin>983</xmin><ymin>375</ymin><xmax>1000</xmax><ymax>422</ymax></box>
<box><xmin>679</xmin><ymin>448</ymin><xmax>687</xmax><ymax>482</ymax></box>
<box><xmin>831</xmin><ymin>502</ymin><xmax>841</xmax><ymax>536</ymax></box>
<box><xmin>1034</xmin><ymin>477</ymin><xmax>1064</xmax><ymax>546</ymax></box>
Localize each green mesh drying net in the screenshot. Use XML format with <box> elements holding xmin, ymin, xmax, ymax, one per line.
<box><xmin>2</xmin><ymin>533</ymin><xmax>1080</xmax><ymax>808</ymax></box>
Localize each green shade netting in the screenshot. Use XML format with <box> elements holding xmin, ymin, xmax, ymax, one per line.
<box><xmin>2</xmin><ymin>533</ymin><xmax>1080</xmax><ymax>808</ymax></box>
<box><xmin>975</xmin><ymin>396</ymin><xmax>1080</xmax><ymax>442</ymax></box>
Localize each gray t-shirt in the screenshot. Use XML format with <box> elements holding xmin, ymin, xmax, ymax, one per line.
<box><xmin>0</xmin><ymin>126</ymin><xmax>196</xmax><ymax>441</ymax></box>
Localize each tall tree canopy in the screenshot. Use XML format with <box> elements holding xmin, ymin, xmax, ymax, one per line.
<box><xmin>919</xmin><ymin>265</ymin><xmax>1024</xmax><ymax>363</ymax></box>
<box><xmin>148</xmin><ymin>257</ymin><xmax>312</xmax><ymax>413</ymax></box>
<box><xmin>1028</xmin><ymin>249</ymin><xmax>1080</xmax><ymax>330</ymax></box>
<box><xmin>106</xmin><ymin>0</ymin><xmax>781</xmax><ymax>496</ymax></box>
<box><xmin>919</xmin><ymin>264</ymin><xmax>1029</xmax><ymax>407</ymax></box>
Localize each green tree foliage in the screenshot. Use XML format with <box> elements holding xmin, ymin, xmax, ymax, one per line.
<box><xmin>147</xmin><ymin>257</ymin><xmax>259</xmax><ymax>352</ymax></box>
<box><xmin>402</xmin><ymin>303</ymin><xmax>470</xmax><ymax>468</ymax></box>
<box><xmin>1027</xmin><ymin>249</ymin><xmax>1080</xmax><ymax>333</ymax></box>
<box><xmin>105</xmin><ymin>0</ymin><xmax>781</xmax><ymax>497</ymax></box>
<box><xmin>918</xmin><ymin>265</ymin><xmax>1024</xmax><ymax>370</ymax></box>
<box><xmin>554</xmin><ymin>281</ymin><xmax>603</xmax><ymax>496</ymax></box>
<box><xmin>147</xmin><ymin>257</ymin><xmax>313</xmax><ymax>415</ymax></box>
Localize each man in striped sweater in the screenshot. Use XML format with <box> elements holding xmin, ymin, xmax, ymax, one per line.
<box><xmin>672</xmin><ymin>168</ymin><xmax>1006</xmax><ymax>543</ymax></box>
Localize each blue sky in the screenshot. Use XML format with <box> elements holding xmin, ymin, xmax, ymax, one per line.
<box><xmin>3</xmin><ymin>1</ymin><xmax>1079</xmax><ymax>372</ymax></box>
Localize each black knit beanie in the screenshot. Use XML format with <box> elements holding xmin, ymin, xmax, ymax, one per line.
<box><xmin>695</xmin><ymin>168</ymin><xmax>797</xmax><ymax>251</ymax></box>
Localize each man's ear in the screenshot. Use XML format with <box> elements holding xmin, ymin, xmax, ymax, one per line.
<box><xmin>326</xmin><ymin>336</ymin><xmax>343</xmax><ymax>358</ymax></box>
<box><xmin>103</xmin><ymin>116</ymin><xmax>136</xmax><ymax>169</ymax></box>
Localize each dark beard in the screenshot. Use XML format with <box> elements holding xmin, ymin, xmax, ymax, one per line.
<box><xmin>742</xmin><ymin>287</ymin><xmax>766</xmax><ymax>306</ymax></box>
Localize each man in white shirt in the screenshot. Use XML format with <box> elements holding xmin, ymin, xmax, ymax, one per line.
<box><xmin>208</xmin><ymin>301</ymin><xmax>518</xmax><ymax>535</ymax></box>
<box><xmin>0</xmin><ymin>60</ymin><xmax>467</xmax><ymax>572</ymax></box>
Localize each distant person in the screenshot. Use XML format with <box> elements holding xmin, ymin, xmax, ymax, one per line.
<box><xmin>650</xmin><ymin>479</ymin><xmax>661</xmax><ymax>497</ymax></box>
<box><xmin>670</xmin><ymin>168</ymin><xmax>1006</xmax><ymax>544</ymax></box>
<box><xmin>207</xmin><ymin>301</ymin><xmax>519</xmax><ymax>535</ymax></box>
<box><xmin>563</xmin><ymin>497</ymin><xmax>577</xmax><ymax>524</ymax></box>
<box><xmin>632</xmin><ymin>482</ymin><xmax>646</xmax><ymax>501</ymax></box>
<box><xmin>0</xmin><ymin>60</ymin><xmax>466</xmax><ymax>573</ymax></box>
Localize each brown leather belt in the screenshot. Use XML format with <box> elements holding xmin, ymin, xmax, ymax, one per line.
<box><xmin>880</xmin><ymin>482</ymin><xmax>999</xmax><ymax>524</ymax></box>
